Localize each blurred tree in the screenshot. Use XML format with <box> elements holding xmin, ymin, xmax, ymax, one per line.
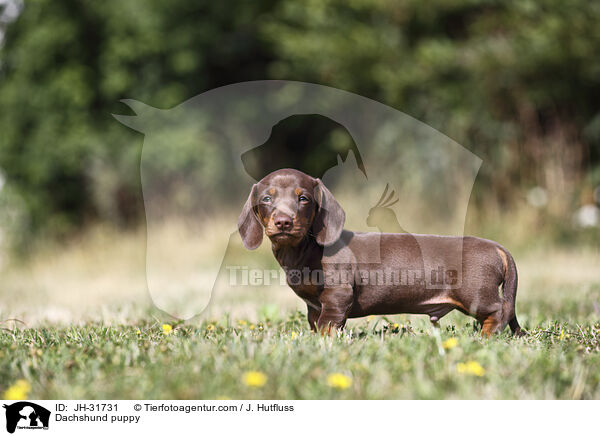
<box><xmin>0</xmin><ymin>0</ymin><xmax>277</xmax><ymax>243</ymax></box>
<box><xmin>0</xmin><ymin>0</ymin><xmax>599</xmax><ymax>246</ymax></box>
<box><xmin>263</xmin><ymin>0</ymin><xmax>600</xmax><ymax>211</ymax></box>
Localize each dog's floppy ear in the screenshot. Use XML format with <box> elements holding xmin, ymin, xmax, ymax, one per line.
<box><xmin>238</xmin><ymin>184</ymin><xmax>263</xmax><ymax>250</ymax></box>
<box><xmin>312</xmin><ymin>178</ymin><xmax>345</xmax><ymax>246</ymax></box>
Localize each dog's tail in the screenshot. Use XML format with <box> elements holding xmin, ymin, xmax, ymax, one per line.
<box><xmin>501</xmin><ymin>247</ymin><xmax>525</xmax><ymax>336</ymax></box>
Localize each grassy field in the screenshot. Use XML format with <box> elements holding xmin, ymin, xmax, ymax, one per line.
<box><xmin>1</xmin><ymin>222</ymin><xmax>599</xmax><ymax>399</ymax></box>
<box><xmin>1</xmin><ymin>310</ymin><xmax>599</xmax><ymax>399</ymax></box>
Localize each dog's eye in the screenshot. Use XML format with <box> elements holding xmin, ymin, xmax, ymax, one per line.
<box><xmin>299</xmin><ymin>195</ymin><xmax>310</xmax><ymax>203</ymax></box>
<box><xmin>261</xmin><ymin>196</ymin><xmax>272</xmax><ymax>203</ymax></box>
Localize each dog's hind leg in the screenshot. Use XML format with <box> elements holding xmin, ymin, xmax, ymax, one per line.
<box><xmin>479</xmin><ymin>310</ymin><xmax>503</xmax><ymax>337</ymax></box>
<box><xmin>508</xmin><ymin>316</ymin><xmax>525</xmax><ymax>337</ymax></box>
<box><xmin>498</xmin><ymin>247</ymin><xmax>526</xmax><ymax>336</ymax></box>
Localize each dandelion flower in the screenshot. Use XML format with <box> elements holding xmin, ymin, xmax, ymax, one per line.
<box><xmin>249</xmin><ymin>324</ymin><xmax>256</xmax><ymax>331</ymax></box>
<box><xmin>242</xmin><ymin>371</ymin><xmax>267</xmax><ymax>387</ymax></box>
<box><xmin>237</xmin><ymin>320</ymin><xmax>248</xmax><ymax>326</ymax></box>
<box><xmin>291</xmin><ymin>332</ymin><xmax>297</xmax><ymax>340</ymax></box>
<box><xmin>559</xmin><ymin>328</ymin><xmax>565</xmax><ymax>340</ymax></box>
<box><xmin>3</xmin><ymin>379</ymin><xmax>31</xmax><ymax>400</ymax></box>
<box><xmin>206</xmin><ymin>324</ymin><xmax>215</xmax><ymax>331</ymax></box>
<box><xmin>326</xmin><ymin>373</ymin><xmax>352</xmax><ymax>390</ymax></box>
<box><xmin>457</xmin><ymin>361</ymin><xmax>485</xmax><ymax>377</ymax></box>
<box><xmin>162</xmin><ymin>324</ymin><xmax>173</xmax><ymax>335</ymax></box>
<box><xmin>442</xmin><ymin>338</ymin><xmax>458</xmax><ymax>350</ymax></box>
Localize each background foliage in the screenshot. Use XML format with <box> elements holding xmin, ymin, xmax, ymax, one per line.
<box><xmin>0</xmin><ymin>0</ymin><xmax>599</xmax><ymax>247</ymax></box>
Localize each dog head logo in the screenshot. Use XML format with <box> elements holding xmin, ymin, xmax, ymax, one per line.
<box><xmin>114</xmin><ymin>80</ymin><xmax>481</xmax><ymax>319</ymax></box>
<box><xmin>3</xmin><ymin>402</ymin><xmax>50</xmax><ymax>434</ymax></box>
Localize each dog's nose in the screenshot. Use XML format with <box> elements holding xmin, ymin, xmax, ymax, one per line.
<box><xmin>274</xmin><ymin>213</ymin><xmax>293</xmax><ymax>231</ymax></box>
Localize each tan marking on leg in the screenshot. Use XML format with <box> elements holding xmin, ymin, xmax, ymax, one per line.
<box><xmin>319</xmin><ymin>322</ymin><xmax>335</xmax><ymax>337</ymax></box>
<box><xmin>481</xmin><ymin>314</ymin><xmax>501</xmax><ymax>337</ymax></box>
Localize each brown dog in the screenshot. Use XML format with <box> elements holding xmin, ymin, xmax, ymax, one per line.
<box><xmin>238</xmin><ymin>168</ymin><xmax>524</xmax><ymax>336</ymax></box>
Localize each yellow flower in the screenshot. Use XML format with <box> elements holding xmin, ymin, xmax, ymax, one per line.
<box><xmin>559</xmin><ymin>328</ymin><xmax>565</xmax><ymax>340</ymax></box>
<box><xmin>366</xmin><ymin>315</ymin><xmax>375</xmax><ymax>322</ymax></box>
<box><xmin>442</xmin><ymin>337</ymin><xmax>458</xmax><ymax>350</ymax></box>
<box><xmin>206</xmin><ymin>324</ymin><xmax>215</xmax><ymax>331</ymax></box>
<box><xmin>3</xmin><ymin>379</ymin><xmax>31</xmax><ymax>400</ymax></box>
<box><xmin>392</xmin><ymin>323</ymin><xmax>399</xmax><ymax>329</ymax></box>
<box><xmin>249</xmin><ymin>324</ymin><xmax>256</xmax><ymax>330</ymax></box>
<box><xmin>242</xmin><ymin>371</ymin><xmax>267</xmax><ymax>387</ymax></box>
<box><xmin>291</xmin><ymin>332</ymin><xmax>297</xmax><ymax>340</ymax></box>
<box><xmin>457</xmin><ymin>361</ymin><xmax>485</xmax><ymax>377</ymax></box>
<box><xmin>326</xmin><ymin>373</ymin><xmax>353</xmax><ymax>390</ymax></box>
<box><xmin>162</xmin><ymin>324</ymin><xmax>173</xmax><ymax>335</ymax></box>
<box><xmin>237</xmin><ymin>320</ymin><xmax>248</xmax><ymax>326</ymax></box>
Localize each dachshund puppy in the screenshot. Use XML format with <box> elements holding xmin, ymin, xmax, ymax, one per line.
<box><xmin>238</xmin><ymin>168</ymin><xmax>524</xmax><ymax>336</ymax></box>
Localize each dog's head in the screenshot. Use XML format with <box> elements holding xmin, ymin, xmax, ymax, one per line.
<box><xmin>238</xmin><ymin>169</ymin><xmax>345</xmax><ymax>249</ymax></box>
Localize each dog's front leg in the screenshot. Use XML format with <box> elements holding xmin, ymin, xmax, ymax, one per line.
<box><xmin>307</xmin><ymin>305</ymin><xmax>320</xmax><ymax>332</ymax></box>
<box><xmin>317</xmin><ymin>286</ymin><xmax>354</xmax><ymax>336</ymax></box>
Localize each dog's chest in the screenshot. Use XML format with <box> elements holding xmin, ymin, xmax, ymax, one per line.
<box><xmin>283</xmin><ymin>268</ymin><xmax>322</xmax><ymax>299</ymax></box>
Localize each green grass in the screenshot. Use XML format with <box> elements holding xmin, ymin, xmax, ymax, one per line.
<box><xmin>1</xmin><ymin>226</ymin><xmax>598</xmax><ymax>399</ymax></box>
<box><xmin>2</xmin><ymin>309</ymin><xmax>600</xmax><ymax>399</ymax></box>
